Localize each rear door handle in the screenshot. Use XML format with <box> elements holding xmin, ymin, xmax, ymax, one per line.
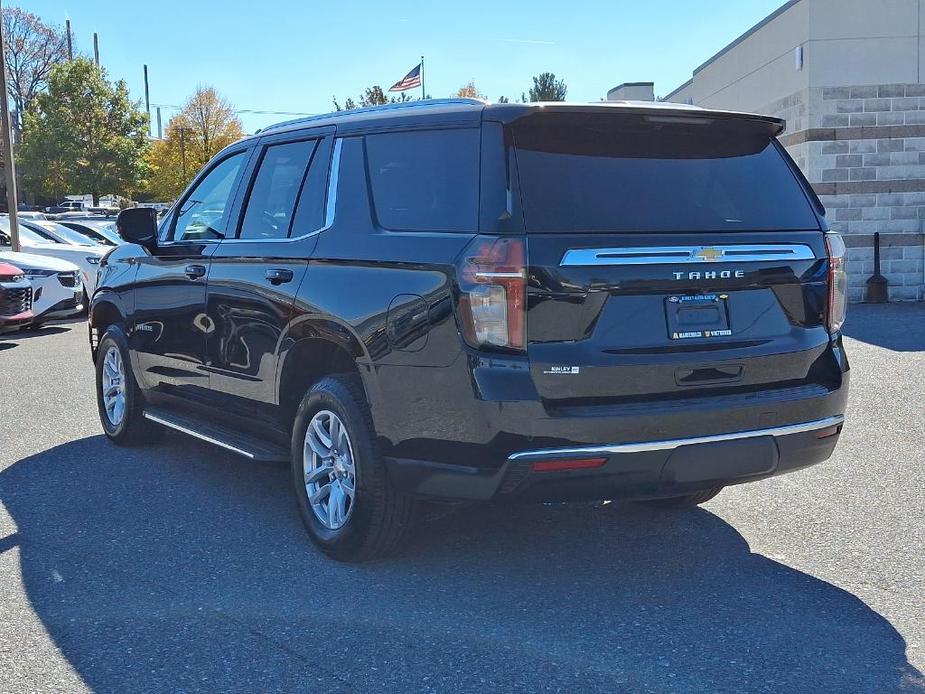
<box><xmin>184</xmin><ymin>264</ymin><xmax>207</xmax><ymax>280</ymax></box>
<box><xmin>265</xmin><ymin>268</ymin><xmax>294</xmax><ymax>285</ymax></box>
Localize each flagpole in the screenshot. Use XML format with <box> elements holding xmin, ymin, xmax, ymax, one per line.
<box><xmin>420</xmin><ymin>55</ymin><xmax>425</xmax><ymax>100</ymax></box>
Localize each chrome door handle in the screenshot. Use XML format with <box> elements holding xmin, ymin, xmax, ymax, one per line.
<box><xmin>265</xmin><ymin>268</ymin><xmax>294</xmax><ymax>285</ymax></box>
<box><xmin>184</xmin><ymin>264</ymin><xmax>207</xmax><ymax>280</ymax></box>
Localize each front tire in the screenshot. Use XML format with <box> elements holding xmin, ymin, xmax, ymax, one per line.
<box><xmin>95</xmin><ymin>327</ymin><xmax>163</xmax><ymax>446</ymax></box>
<box><xmin>291</xmin><ymin>375</ymin><xmax>415</xmax><ymax>562</ymax></box>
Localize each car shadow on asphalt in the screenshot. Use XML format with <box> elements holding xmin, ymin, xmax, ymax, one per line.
<box><xmin>2</xmin><ymin>325</ymin><xmax>72</xmax><ymax>341</ymax></box>
<box><xmin>843</xmin><ymin>303</ymin><xmax>925</xmax><ymax>352</ymax></box>
<box><xmin>1</xmin><ymin>434</ymin><xmax>922</xmax><ymax>692</ymax></box>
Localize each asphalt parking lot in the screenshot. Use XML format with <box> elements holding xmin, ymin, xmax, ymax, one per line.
<box><xmin>0</xmin><ymin>305</ymin><xmax>923</xmax><ymax>693</ymax></box>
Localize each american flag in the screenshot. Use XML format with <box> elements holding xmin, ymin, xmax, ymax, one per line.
<box><xmin>388</xmin><ymin>63</ymin><xmax>422</xmax><ymax>92</ymax></box>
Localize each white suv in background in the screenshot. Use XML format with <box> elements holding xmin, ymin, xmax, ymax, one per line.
<box><xmin>0</xmin><ymin>250</ymin><xmax>84</xmax><ymax>325</ymax></box>
<box><xmin>0</xmin><ymin>217</ymin><xmax>106</xmax><ymax>298</ymax></box>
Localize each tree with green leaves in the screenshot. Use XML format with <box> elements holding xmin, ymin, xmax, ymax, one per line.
<box><xmin>333</xmin><ymin>86</ymin><xmax>421</xmax><ymax>111</ymax></box>
<box><xmin>528</xmin><ymin>72</ymin><xmax>567</xmax><ymax>102</ymax></box>
<box><xmin>18</xmin><ymin>58</ymin><xmax>150</xmax><ymax>203</ymax></box>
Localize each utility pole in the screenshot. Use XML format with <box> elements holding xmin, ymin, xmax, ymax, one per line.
<box><xmin>156</xmin><ymin>106</ymin><xmax>162</xmax><ymax>139</ymax></box>
<box><xmin>0</xmin><ymin>0</ymin><xmax>21</xmax><ymax>251</ymax></box>
<box><xmin>65</xmin><ymin>19</ymin><xmax>73</xmax><ymax>60</ymax></box>
<box><xmin>93</xmin><ymin>32</ymin><xmax>100</xmax><ymax>66</ymax></box>
<box><xmin>143</xmin><ymin>65</ymin><xmax>151</xmax><ymax>137</ymax></box>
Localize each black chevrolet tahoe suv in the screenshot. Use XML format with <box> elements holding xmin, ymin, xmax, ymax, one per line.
<box><xmin>90</xmin><ymin>99</ymin><xmax>849</xmax><ymax>561</ymax></box>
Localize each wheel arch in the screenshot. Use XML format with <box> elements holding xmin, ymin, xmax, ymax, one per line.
<box><xmin>88</xmin><ymin>294</ymin><xmax>127</xmax><ymax>362</ymax></box>
<box><xmin>277</xmin><ymin>333</ymin><xmax>371</xmax><ymax>428</ymax></box>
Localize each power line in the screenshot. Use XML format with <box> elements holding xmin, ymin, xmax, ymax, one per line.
<box><xmin>150</xmin><ymin>103</ymin><xmax>316</xmax><ymax>117</ymax></box>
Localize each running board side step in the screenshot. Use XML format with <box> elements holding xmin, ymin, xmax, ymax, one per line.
<box><xmin>143</xmin><ymin>408</ymin><xmax>290</xmax><ymax>463</ymax></box>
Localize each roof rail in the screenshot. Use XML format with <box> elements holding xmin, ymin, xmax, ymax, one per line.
<box><xmin>258</xmin><ymin>98</ymin><xmax>488</xmax><ymax>134</ymax></box>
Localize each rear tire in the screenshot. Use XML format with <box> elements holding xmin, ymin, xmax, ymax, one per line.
<box><xmin>291</xmin><ymin>374</ymin><xmax>415</xmax><ymax>562</ymax></box>
<box><xmin>95</xmin><ymin>327</ymin><xmax>163</xmax><ymax>446</ymax></box>
<box><xmin>638</xmin><ymin>487</ymin><xmax>724</xmax><ymax>508</ymax></box>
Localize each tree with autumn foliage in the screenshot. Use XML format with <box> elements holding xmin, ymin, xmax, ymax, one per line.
<box><xmin>18</xmin><ymin>58</ymin><xmax>150</xmax><ymax>204</ymax></box>
<box><xmin>146</xmin><ymin>86</ymin><xmax>244</xmax><ymax>200</ymax></box>
<box><xmin>456</xmin><ymin>81</ymin><xmax>486</xmax><ymax>100</ymax></box>
<box><xmin>2</xmin><ymin>6</ymin><xmax>69</xmax><ymax>134</ymax></box>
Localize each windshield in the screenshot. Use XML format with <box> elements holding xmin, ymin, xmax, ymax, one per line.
<box><xmin>512</xmin><ymin>113</ymin><xmax>819</xmax><ymax>233</ymax></box>
<box><xmin>32</xmin><ymin>221</ymin><xmax>98</xmax><ymax>246</ymax></box>
<box><xmin>0</xmin><ymin>218</ymin><xmax>58</xmax><ymax>245</ymax></box>
<box><xmin>77</xmin><ymin>220</ymin><xmax>121</xmax><ymax>244</ymax></box>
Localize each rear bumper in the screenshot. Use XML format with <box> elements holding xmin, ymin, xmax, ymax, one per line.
<box><xmin>374</xmin><ymin>336</ymin><xmax>850</xmax><ymax>502</ymax></box>
<box><xmin>385</xmin><ymin>415</ymin><xmax>844</xmax><ymax>502</ymax></box>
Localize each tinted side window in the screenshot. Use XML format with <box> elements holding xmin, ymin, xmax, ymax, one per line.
<box><xmin>172</xmin><ymin>152</ymin><xmax>247</xmax><ymax>241</ymax></box>
<box><xmin>290</xmin><ymin>136</ymin><xmax>333</xmax><ymax>236</ymax></box>
<box><xmin>239</xmin><ymin>140</ymin><xmax>317</xmax><ymax>240</ymax></box>
<box><xmin>365</xmin><ymin>129</ymin><xmax>479</xmax><ymax>232</ymax></box>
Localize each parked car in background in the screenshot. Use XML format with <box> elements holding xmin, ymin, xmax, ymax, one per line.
<box><xmin>58</xmin><ymin>218</ymin><xmax>122</xmax><ymax>245</ymax></box>
<box><xmin>16</xmin><ymin>211</ymin><xmax>48</xmax><ymax>220</ymax></box>
<box><xmin>0</xmin><ymin>251</ymin><xmax>83</xmax><ymax>327</ymax></box>
<box><xmin>19</xmin><ymin>219</ymin><xmax>109</xmax><ymax>247</ymax></box>
<box><xmin>0</xmin><ymin>262</ymin><xmax>33</xmax><ymax>333</ymax></box>
<box><xmin>87</xmin><ymin>207</ymin><xmax>120</xmax><ymax>217</ymax></box>
<box><xmin>89</xmin><ymin>100</ymin><xmax>849</xmax><ymax>562</ymax></box>
<box><xmin>0</xmin><ymin>218</ymin><xmax>107</xmax><ymax>299</ymax></box>
<box><xmin>45</xmin><ymin>200</ymin><xmax>90</xmax><ymax>214</ymax></box>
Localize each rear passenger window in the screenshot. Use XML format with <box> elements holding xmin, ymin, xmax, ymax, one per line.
<box><xmin>239</xmin><ymin>140</ymin><xmax>317</xmax><ymax>240</ymax></box>
<box><xmin>365</xmin><ymin>129</ymin><xmax>479</xmax><ymax>232</ymax></box>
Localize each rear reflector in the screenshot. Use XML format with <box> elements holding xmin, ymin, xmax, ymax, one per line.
<box><xmin>531</xmin><ymin>457</ymin><xmax>607</xmax><ymax>473</ymax></box>
<box><xmin>814</xmin><ymin>425</ymin><xmax>842</xmax><ymax>440</ymax></box>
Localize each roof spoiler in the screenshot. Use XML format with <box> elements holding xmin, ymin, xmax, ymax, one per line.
<box><xmin>485</xmin><ymin>103</ymin><xmax>786</xmax><ymax>137</ymax></box>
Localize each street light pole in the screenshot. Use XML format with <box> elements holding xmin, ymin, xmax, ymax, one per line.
<box><xmin>0</xmin><ymin>0</ymin><xmax>21</xmax><ymax>252</ymax></box>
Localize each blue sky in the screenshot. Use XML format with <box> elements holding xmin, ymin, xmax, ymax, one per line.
<box><xmin>24</xmin><ymin>0</ymin><xmax>786</xmax><ymax>133</ymax></box>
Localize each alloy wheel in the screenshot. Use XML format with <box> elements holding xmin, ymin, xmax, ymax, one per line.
<box><xmin>101</xmin><ymin>345</ymin><xmax>127</xmax><ymax>427</ymax></box>
<box><xmin>303</xmin><ymin>410</ymin><xmax>356</xmax><ymax>530</ymax></box>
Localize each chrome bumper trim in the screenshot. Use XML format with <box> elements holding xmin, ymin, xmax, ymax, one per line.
<box><xmin>507</xmin><ymin>416</ymin><xmax>845</xmax><ymax>461</ymax></box>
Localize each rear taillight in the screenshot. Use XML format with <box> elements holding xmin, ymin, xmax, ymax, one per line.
<box><xmin>825</xmin><ymin>232</ymin><xmax>848</xmax><ymax>334</ymax></box>
<box><xmin>456</xmin><ymin>235</ymin><xmax>526</xmax><ymax>351</ymax></box>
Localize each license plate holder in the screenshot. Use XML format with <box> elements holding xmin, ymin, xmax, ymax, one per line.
<box><xmin>665</xmin><ymin>294</ymin><xmax>731</xmax><ymax>340</ymax></box>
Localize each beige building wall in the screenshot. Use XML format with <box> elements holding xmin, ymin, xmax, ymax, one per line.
<box><xmin>663</xmin><ymin>0</ymin><xmax>925</xmax><ymax>301</ymax></box>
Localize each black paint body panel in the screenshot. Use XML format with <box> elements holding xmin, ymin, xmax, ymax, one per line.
<box><xmin>89</xmin><ymin>101</ymin><xmax>850</xmax><ymax>503</ymax></box>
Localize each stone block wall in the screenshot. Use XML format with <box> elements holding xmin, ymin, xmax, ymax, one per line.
<box><xmin>769</xmin><ymin>85</ymin><xmax>925</xmax><ymax>302</ymax></box>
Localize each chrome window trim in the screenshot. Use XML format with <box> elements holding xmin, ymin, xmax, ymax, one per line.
<box><xmin>507</xmin><ymin>415</ymin><xmax>844</xmax><ymax>461</ymax></box>
<box><xmin>560</xmin><ymin>244</ymin><xmax>816</xmax><ymax>267</ymax></box>
<box><xmin>219</xmin><ymin>137</ymin><xmax>342</xmax><ymax>245</ymax></box>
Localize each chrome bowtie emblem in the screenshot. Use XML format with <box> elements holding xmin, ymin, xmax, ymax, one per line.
<box><xmin>693</xmin><ymin>247</ymin><xmax>723</xmax><ymax>262</ymax></box>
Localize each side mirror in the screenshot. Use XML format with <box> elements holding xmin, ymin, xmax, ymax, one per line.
<box><xmin>116</xmin><ymin>207</ymin><xmax>158</xmax><ymax>250</ymax></box>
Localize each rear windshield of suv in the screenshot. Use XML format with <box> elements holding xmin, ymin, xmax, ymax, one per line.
<box><xmin>512</xmin><ymin>113</ymin><xmax>819</xmax><ymax>233</ymax></box>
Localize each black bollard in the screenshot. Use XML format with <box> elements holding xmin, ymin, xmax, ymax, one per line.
<box><xmin>865</xmin><ymin>232</ymin><xmax>889</xmax><ymax>303</ymax></box>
